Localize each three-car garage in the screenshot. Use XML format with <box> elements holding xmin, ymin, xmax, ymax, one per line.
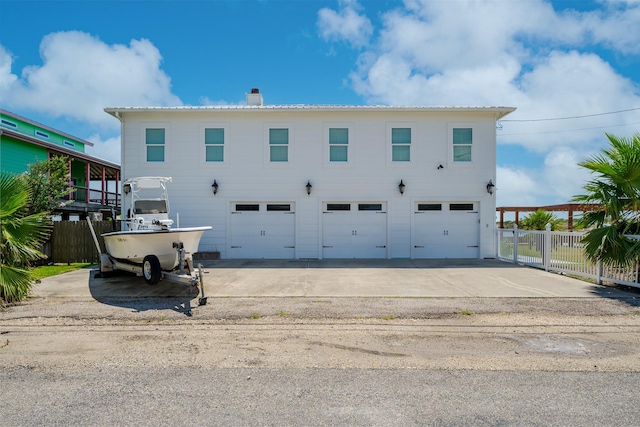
<box><xmin>227</xmin><ymin>201</ymin><xmax>480</xmax><ymax>259</ymax></box>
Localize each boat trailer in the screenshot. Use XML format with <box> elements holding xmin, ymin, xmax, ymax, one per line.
<box><xmin>87</xmin><ymin>218</ymin><xmax>207</xmax><ymax>306</ymax></box>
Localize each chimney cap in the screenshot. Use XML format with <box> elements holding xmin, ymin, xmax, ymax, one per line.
<box><xmin>251</xmin><ymin>88</ymin><xmax>260</xmax><ymax>94</ymax></box>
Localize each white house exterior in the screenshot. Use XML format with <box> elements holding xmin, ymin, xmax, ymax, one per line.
<box><xmin>106</xmin><ymin>91</ymin><xmax>515</xmax><ymax>260</ymax></box>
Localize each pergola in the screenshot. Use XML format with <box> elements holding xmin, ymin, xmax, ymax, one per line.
<box><xmin>496</xmin><ymin>203</ymin><xmax>602</xmax><ymax>230</ymax></box>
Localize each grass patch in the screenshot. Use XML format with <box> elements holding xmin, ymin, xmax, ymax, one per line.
<box><xmin>461</xmin><ymin>310</ymin><xmax>474</xmax><ymax>316</ymax></box>
<box><xmin>31</xmin><ymin>263</ymin><xmax>93</xmax><ymax>280</ymax></box>
<box><xmin>251</xmin><ymin>313</ymin><xmax>260</xmax><ymax>319</ymax></box>
<box><xmin>0</xmin><ymin>339</ymin><xmax>9</xmax><ymax>349</ymax></box>
<box><xmin>382</xmin><ymin>314</ymin><xmax>396</xmax><ymax>320</ymax></box>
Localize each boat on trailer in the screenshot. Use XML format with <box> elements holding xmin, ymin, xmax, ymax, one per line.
<box><xmin>88</xmin><ymin>177</ymin><xmax>212</xmax><ymax>305</ymax></box>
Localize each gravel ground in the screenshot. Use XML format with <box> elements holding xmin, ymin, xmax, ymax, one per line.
<box><xmin>2</xmin><ymin>295</ymin><xmax>640</xmax><ymax>373</ymax></box>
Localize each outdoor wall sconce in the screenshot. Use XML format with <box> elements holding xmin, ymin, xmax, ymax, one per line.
<box><xmin>486</xmin><ymin>180</ymin><xmax>495</xmax><ymax>195</ymax></box>
<box><xmin>211</xmin><ymin>180</ymin><xmax>219</xmax><ymax>195</ymax></box>
<box><xmin>398</xmin><ymin>179</ymin><xmax>406</xmax><ymax>195</ymax></box>
<box><xmin>123</xmin><ymin>183</ymin><xmax>131</xmax><ymax>194</ymax></box>
<box><xmin>306</xmin><ymin>180</ymin><xmax>313</xmax><ymax>196</ymax></box>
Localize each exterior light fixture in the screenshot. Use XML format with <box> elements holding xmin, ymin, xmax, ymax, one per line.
<box><xmin>437</xmin><ymin>164</ymin><xmax>444</xmax><ymax>170</ymax></box>
<box><xmin>398</xmin><ymin>179</ymin><xmax>406</xmax><ymax>195</ymax></box>
<box><xmin>306</xmin><ymin>180</ymin><xmax>312</xmax><ymax>196</ymax></box>
<box><xmin>486</xmin><ymin>180</ymin><xmax>495</xmax><ymax>195</ymax></box>
<box><xmin>123</xmin><ymin>183</ymin><xmax>131</xmax><ymax>194</ymax></box>
<box><xmin>211</xmin><ymin>180</ymin><xmax>219</xmax><ymax>195</ymax></box>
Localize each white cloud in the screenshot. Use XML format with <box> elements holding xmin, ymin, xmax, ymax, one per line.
<box><xmin>496</xmin><ymin>165</ymin><xmax>540</xmax><ymax>206</ymax></box>
<box><xmin>322</xmin><ymin>0</ymin><xmax>640</xmax><ymax>206</ymax></box>
<box><xmin>0</xmin><ymin>31</ymin><xmax>181</xmax><ymax>128</ymax></box>
<box><xmin>86</xmin><ymin>134</ymin><xmax>121</xmax><ymax>165</ymax></box>
<box><xmin>497</xmin><ymin>147</ymin><xmax>595</xmax><ymax>207</ymax></box>
<box><xmin>0</xmin><ymin>45</ymin><xmax>18</xmax><ymax>94</ymax></box>
<box><xmin>317</xmin><ymin>0</ymin><xmax>373</xmax><ymax>48</ymax></box>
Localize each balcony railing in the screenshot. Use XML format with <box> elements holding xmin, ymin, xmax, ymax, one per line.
<box><xmin>68</xmin><ymin>186</ymin><xmax>120</xmax><ymax>207</ymax></box>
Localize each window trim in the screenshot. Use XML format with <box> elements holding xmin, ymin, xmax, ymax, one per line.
<box><xmin>140</xmin><ymin>123</ymin><xmax>169</xmax><ymax>165</ymax></box>
<box><xmin>1</xmin><ymin>119</ymin><xmax>17</xmax><ymax>129</ymax></box>
<box><xmin>264</xmin><ymin>123</ymin><xmax>294</xmax><ymax>167</ymax></box>
<box><xmin>386</xmin><ymin>122</ymin><xmax>415</xmax><ymax>165</ymax></box>
<box><xmin>449</xmin><ymin>123</ymin><xmax>475</xmax><ymax>164</ymax></box>
<box><xmin>35</xmin><ymin>130</ymin><xmax>50</xmax><ymax>140</ymax></box>
<box><xmin>329</xmin><ymin>127</ymin><xmax>349</xmax><ymax>162</ymax></box>
<box><xmin>324</xmin><ymin>122</ymin><xmax>353</xmax><ymax>167</ymax></box>
<box><xmin>391</xmin><ymin>127</ymin><xmax>411</xmax><ymax>162</ymax></box>
<box><xmin>198</xmin><ymin>123</ymin><xmax>229</xmax><ymax>168</ymax></box>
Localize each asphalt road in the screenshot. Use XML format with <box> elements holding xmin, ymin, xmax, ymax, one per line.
<box><xmin>2</xmin><ymin>367</ymin><xmax>638</xmax><ymax>426</ymax></box>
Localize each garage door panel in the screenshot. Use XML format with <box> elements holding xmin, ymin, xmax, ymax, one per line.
<box><xmin>265</xmin><ymin>212</ymin><xmax>295</xmax><ymax>258</ymax></box>
<box><xmin>413</xmin><ymin>202</ymin><xmax>478</xmax><ymax>259</ymax></box>
<box><xmin>322</xmin><ymin>203</ymin><xmax>387</xmax><ymax>259</ymax></box>
<box><xmin>230</xmin><ymin>212</ymin><xmax>264</xmax><ymax>258</ymax></box>
<box><xmin>230</xmin><ymin>204</ymin><xmax>295</xmax><ymax>259</ymax></box>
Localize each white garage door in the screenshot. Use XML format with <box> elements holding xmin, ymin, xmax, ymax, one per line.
<box><xmin>322</xmin><ymin>203</ymin><xmax>387</xmax><ymax>259</ymax></box>
<box><xmin>230</xmin><ymin>203</ymin><xmax>295</xmax><ymax>259</ymax></box>
<box><xmin>413</xmin><ymin>202</ymin><xmax>479</xmax><ymax>259</ymax></box>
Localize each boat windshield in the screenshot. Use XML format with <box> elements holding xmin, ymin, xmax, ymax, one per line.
<box><xmin>134</xmin><ymin>200</ymin><xmax>168</xmax><ymax>215</ymax></box>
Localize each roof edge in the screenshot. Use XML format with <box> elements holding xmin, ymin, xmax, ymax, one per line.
<box><xmin>1</xmin><ymin>109</ymin><xmax>95</xmax><ymax>147</ymax></box>
<box><xmin>105</xmin><ymin>105</ymin><xmax>517</xmax><ymax>117</ymax></box>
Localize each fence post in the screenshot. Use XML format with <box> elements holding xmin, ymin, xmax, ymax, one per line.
<box><xmin>544</xmin><ymin>223</ymin><xmax>551</xmax><ymax>271</ymax></box>
<box><xmin>596</xmin><ymin>260</ymin><xmax>602</xmax><ymax>285</ymax></box>
<box><xmin>513</xmin><ymin>224</ymin><xmax>518</xmax><ymax>263</ymax></box>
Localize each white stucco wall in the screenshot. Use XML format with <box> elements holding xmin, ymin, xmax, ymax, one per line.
<box><xmin>112</xmin><ymin>107</ymin><xmax>511</xmax><ymax>259</ymax></box>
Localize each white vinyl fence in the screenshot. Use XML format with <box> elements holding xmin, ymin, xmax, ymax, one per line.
<box><xmin>497</xmin><ymin>225</ymin><xmax>640</xmax><ymax>289</ymax></box>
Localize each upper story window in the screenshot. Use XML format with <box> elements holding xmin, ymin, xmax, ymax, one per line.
<box><xmin>35</xmin><ymin>130</ymin><xmax>50</xmax><ymax>140</ymax></box>
<box><xmin>453</xmin><ymin>128</ymin><xmax>472</xmax><ymax>162</ymax></box>
<box><xmin>146</xmin><ymin>128</ymin><xmax>165</xmax><ymax>162</ymax></box>
<box><xmin>392</xmin><ymin>128</ymin><xmax>411</xmax><ymax>161</ymax></box>
<box><xmin>1</xmin><ymin>119</ymin><xmax>17</xmax><ymax>129</ymax></box>
<box><xmin>329</xmin><ymin>128</ymin><xmax>348</xmax><ymax>162</ymax></box>
<box><xmin>205</xmin><ymin>128</ymin><xmax>224</xmax><ymax>162</ymax></box>
<box><xmin>269</xmin><ymin>128</ymin><xmax>289</xmax><ymax>162</ymax></box>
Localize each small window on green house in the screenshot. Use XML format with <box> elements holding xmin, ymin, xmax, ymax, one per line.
<box><xmin>392</xmin><ymin>128</ymin><xmax>411</xmax><ymax>161</ymax></box>
<box><xmin>146</xmin><ymin>128</ymin><xmax>165</xmax><ymax>162</ymax></box>
<box><xmin>269</xmin><ymin>128</ymin><xmax>289</xmax><ymax>162</ymax></box>
<box><xmin>329</xmin><ymin>128</ymin><xmax>348</xmax><ymax>162</ymax></box>
<box><xmin>205</xmin><ymin>128</ymin><xmax>224</xmax><ymax>162</ymax></box>
<box><xmin>453</xmin><ymin>128</ymin><xmax>472</xmax><ymax>162</ymax></box>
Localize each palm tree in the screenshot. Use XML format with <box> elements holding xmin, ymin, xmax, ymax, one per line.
<box><xmin>573</xmin><ymin>132</ymin><xmax>640</xmax><ymax>266</ymax></box>
<box><xmin>519</xmin><ymin>209</ymin><xmax>562</xmax><ymax>231</ymax></box>
<box><xmin>0</xmin><ymin>173</ymin><xmax>52</xmax><ymax>304</ymax></box>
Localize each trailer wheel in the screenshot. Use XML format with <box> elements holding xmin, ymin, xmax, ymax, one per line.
<box><xmin>143</xmin><ymin>255</ymin><xmax>162</xmax><ymax>285</ymax></box>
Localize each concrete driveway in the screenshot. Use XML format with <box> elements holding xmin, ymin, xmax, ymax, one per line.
<box><xmin>33</xmin><ymin>259</ymin><xmax>636</xmax><ymax>299</ymax></box>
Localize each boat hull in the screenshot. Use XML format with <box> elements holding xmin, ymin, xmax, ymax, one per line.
<box><xmin>102</xmin><ymin>227</ymin><xmax>211</xmax><ymax>270</ymax></box>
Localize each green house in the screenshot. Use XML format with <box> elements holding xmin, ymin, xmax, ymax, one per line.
<box><xmin>0</xmin><ymin>109</ymin><xmax>121</xmax><ymax>219</ymax></box>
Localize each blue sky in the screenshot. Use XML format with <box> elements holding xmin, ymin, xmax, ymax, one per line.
<box><xmin>1</xmin><ymin>0</ymin><xmax>639</xmax><ymax>210</ymax></box>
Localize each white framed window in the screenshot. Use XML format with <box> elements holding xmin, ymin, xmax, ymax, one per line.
<box><xmin>452</xmin><ymin>127</ymin><xmax>472</xmax><ymax>162</ymax></box>
<box><xmin>269</xmin><ymin>128</ymin><xmax>289</xmax><ymax>162</ymax></box>
<box><xmin>145</xmin><ymin>128</ymin><xmax>165</xmax><ymax>162</ymax></box>
<box><xmin>205</xmin><ymin>128</ymin><xmax>224</xmax><ymax>162</ymax></box>
<box><xmin>391</xmin><ymin>127</ymin><xmax>411</xmax><ymax>162</ymax></box>
<box><xmin>329</xmin><ymin>128</ymin><xmax>348</xmax><ymax>162</ymax></box>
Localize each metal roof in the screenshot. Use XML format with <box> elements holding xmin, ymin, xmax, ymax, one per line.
<box><xmin>1</xmin><ymin>109</ymin><xmax>94</xmax><ymax>147</ymax></box>
<box><xmin>105</xmin><ymin>105</ymin><xmax>517</xmax><ymax>119</ymax></box>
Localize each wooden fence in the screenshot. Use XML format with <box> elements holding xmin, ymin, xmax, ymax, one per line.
<box><xmin>46</xmin><ymin>221</ymin><xmax>120</xmax><ymax>264</ymax></box>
